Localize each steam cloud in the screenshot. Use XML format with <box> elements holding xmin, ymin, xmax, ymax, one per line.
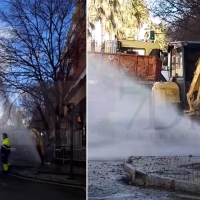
<box><xmin>88</xmin><ymin>54</ymin><xmax>200</xmax><ymax>160</ymax></box>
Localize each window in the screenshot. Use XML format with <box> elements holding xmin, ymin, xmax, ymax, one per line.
<box><xmin>126</xmin><ymin>48</ymin><xmax>145</xmax><ymax>55</ymax></box>
<box><xmin>171</xmin><ymin>48</ymin><xmax>183</xmax><ymax>77</ymax></box>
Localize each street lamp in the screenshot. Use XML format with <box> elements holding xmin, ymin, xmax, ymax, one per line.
<box><xmin>67</xmin><ymin>102</ymin><xmax>75</xmax><ymax>180</ymax></box>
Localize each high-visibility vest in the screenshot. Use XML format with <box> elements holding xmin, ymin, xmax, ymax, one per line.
<box><xmin>2</xmin><ymin>138</ymin><xmax>11</xmax><ymax>154</ymax></box>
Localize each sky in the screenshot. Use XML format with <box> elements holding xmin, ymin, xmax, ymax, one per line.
<box><xmin>0</xmin><ymin>0</ymin><xmax>76</xmax><ymax>120</ymax></box>
<box><xmin>0</xmin><ymin>0</ymin><xmax>8</xmax><ymax>11</ymax></box>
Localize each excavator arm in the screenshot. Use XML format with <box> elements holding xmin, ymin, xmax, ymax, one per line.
<box><xmin>30</xmin><ymin>128</ymin><xmax>45</xmax><ymax>163</ymax></box>
<box><xmin>186</xmin><ymin>58</ymin><xmax>200</xmax><ymax>115</ymax></box>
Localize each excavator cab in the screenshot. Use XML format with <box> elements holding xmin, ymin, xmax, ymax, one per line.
<box><xmin>161</xmin><ymin>52</ymin><xmax>168</xmax><ymax>67</ymax></box>
<box><xmin>152</xmin><ymin>41</ymin><xmax>200</xmax><ymax>111</ymax></box>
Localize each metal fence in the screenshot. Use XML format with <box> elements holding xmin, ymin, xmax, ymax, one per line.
<box><xmin>54</xmin><ymin>145</ymin><xmax>86</xmax><ymax>163</ymax></box>
<box><xmin>50</xmin><ymin>118</ymin><xmax>86</xmax><ymax>163</ymax></box>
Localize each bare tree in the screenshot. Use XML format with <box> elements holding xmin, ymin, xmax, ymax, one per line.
<box><xmin>151</xmin><ymin>0</ymin><xmax>200</xmax><ymax>41</ymax></box>
<box><xmin>19</xmin><ymin>92</ymin><xmax>49</xmax><ymax>128</ymax></box>
<box><xmin>0</xmin><ymin>0</ymin><xmax>86</xmax><ymax>144</ymax></box>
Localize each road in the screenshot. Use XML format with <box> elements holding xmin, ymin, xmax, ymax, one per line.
<box><xmin>88</xmin><ymin>160</ymin><xmax>198</xmax><ymax>200</ymax></box>
<box><xmin>0</xmin><ymin>175</ymin><xmax>86</xmax><ymax>200</ymax></box>
<box><xmin>0</xmin><ymin>145</ymin><xmax>86</xmax><ymax>199</ymax></box>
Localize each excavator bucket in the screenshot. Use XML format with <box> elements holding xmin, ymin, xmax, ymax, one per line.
<box><xmin>152</xmin><ymin>82</ymin><xmax>181</xmax><ymax>107</ymax></box>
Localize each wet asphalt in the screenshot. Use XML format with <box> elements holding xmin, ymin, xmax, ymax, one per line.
<box><xmin>0</xmin><ymin>175</ymin><xmax>86</xmax><ymax>200</ymax></box>
<box><xmin>88</xmin><ymin>160</ymin><xmax>198</xmax><ymax>200</ymax></box>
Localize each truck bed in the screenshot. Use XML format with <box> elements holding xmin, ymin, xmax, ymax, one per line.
<box><xmin>88</xmin><ymin>52</ymin><xmax>162</xmax><ymax>82</ymax></box>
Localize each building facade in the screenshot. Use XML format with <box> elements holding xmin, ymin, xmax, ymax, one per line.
<box><xmin>30</xmin><ymin>0</ymin><xmax>86</xmax><ymax>162</ymax></box>
<box><xmin>61</xmin><ymin>0</ymin><xmax>86</xmax><ymax>151</ymax></box>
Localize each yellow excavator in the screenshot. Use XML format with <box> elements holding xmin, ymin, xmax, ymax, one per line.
<box><xmin>152</xmin><ymin>41</ymin><xmax>200</xmax><ymax>116</ymax></box>
<box><xmin>30</xmin><ymin>128</ymin><xmax>45</xmax><ymax>164</ymax></box>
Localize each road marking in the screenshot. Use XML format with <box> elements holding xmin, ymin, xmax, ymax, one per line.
<box><xmin>8</xmin><ymin>174</ymin><xmax>85</xmax><ymax>191</ymax></box>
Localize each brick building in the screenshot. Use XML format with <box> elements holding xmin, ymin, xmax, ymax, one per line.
<box><xmin>29</xmin><ymin>0</ymin><xmax>86</xmax><ymax>162</ymax></box>
<box><xmin>61</xmin><ymin>0</ymin><xmax>86</xmax><ymax>149</ymax></box>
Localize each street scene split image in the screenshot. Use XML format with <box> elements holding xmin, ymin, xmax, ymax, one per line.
<box><xmin>0</xmin><ymin>0</ymin><xmax>86</xmax><ymax>199</ymax></box>
<box><xmin>88</xmin><ymin>0</ymin><xmax>200</xmax><ymax>199</ymax></box>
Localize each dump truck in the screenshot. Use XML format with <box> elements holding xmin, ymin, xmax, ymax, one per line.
<box><xmin>152</xmin><ymin>41</ymin><xmax>200</xmax><ymax>116</ymax></box>
<box><xmin>88</xmin><ymin>38</ymin><xmax>169</xmax><ymax>92</ymax></box>
<box><xmin>88</xmin><ymin>51</ymin><xmax>165</xmax><ymax>88</ymax></box>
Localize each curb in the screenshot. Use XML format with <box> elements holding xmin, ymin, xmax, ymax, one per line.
<box><xmin>124</xmin><ymin>160</ymin><xmax>200</xmax><ymax>194</ymax></box>
<box><xmin>8</xmin><ymin>171</ymin><xmax>86</xmax><ymax>188</ymax></box>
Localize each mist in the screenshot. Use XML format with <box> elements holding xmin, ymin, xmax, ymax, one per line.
<box><xmin>0</xmin><ymin>129</ymin><xmax>41</xmax><ymax>165</ymax></box>
<box><xmin>88</xmin><ymin>54</ymin><xmax>200</xmax><ymax>160</ymax></box>
<box><xmin>0</xmin><ymin>99</ymin><xmax>40</xmax><ymax>165</ymax></box>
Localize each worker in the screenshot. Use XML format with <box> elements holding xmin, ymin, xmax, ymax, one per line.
<box><xmin>1</xmin><ymin>133</ymin><xmax>11</xmax><ymax>174</ymax></box>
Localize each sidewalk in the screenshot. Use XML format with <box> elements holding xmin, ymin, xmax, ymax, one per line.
<box><xmin>7</xmin><ymin>146</ymin><xmax>86</xmax><ymax>187</ymax></box>
<box><xmin>124</xmin><ymin>156</ymin><xmax>200</xmax><ymax>194</ymax></box>
<box><xmin>37</xmin><ymin>163</ymin><xmax>86</xmax><ymax>174</ymax></box>
<box><xmin>8</xmin><ymin>164</ymin><xmax>86</xmax><ymax>187</ymax></box>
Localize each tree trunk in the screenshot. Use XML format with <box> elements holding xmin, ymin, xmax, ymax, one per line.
<box><xmin>37</xmin><ymin>105</ymin><xmax>49</xmax><ymax>130</ymax></box>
